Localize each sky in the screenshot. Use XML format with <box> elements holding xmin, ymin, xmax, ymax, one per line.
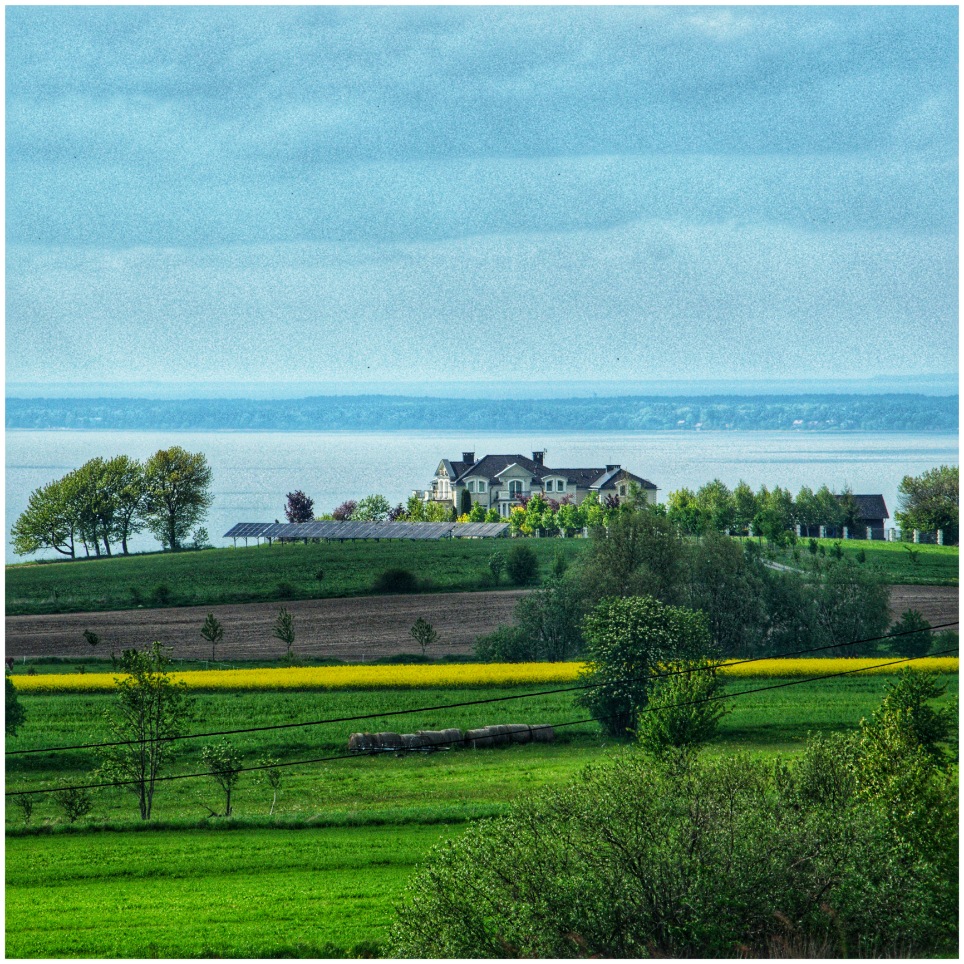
<box><xmin>5</xmin><ymin>5</ymin><xmax>959</xmax><ymax>390</ymax></box>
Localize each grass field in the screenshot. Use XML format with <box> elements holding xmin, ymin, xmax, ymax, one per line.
<box><xmin>6</xmin><ymin>670</ymin><xmax>958</xmax><ymax>957</ymax></box>
<box><xmin>6</xmin><ymin>535</ymin><xmax>957</xmax><ymax>618</ymax></box>
<box><xmin>5</xmin><ymin>538</ymin><xmax>588</xmax><ymax>616</ymax></box>
<box><xmin>774</xmin><ymin>537</ymin><xmax>959</xmax><ymax>585</ymax></box>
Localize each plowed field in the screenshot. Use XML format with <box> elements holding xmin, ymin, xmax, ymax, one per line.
<box><xmin>4</xmin><ymin>586</ymin><xmax>957</xmax><ymax>662</ymax></box>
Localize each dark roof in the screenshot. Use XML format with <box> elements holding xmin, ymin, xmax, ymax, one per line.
<box><xmin>454</xmin><ymin>454</ymin><xmax>545</xmax><ymax>483</ymax></box>
<box><xmin>590</xmin><ymin>468</ymin><xmax>657</xmax><ymax>491</ymax></box>
<box><xmin>446</xmin><ymin>455</ymin><xmax>656</xmax><ymax>491</ymax></box>
<box><xmin>836</xmin><ymin>493</ymin><xmax>889</xmax><ymax>520</ymax></box>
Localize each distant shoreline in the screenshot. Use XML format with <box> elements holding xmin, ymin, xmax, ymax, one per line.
<box><xmin>6</xmin><ymin>393</ymin><xmax>958</xmax><ymax>434</ymax></box>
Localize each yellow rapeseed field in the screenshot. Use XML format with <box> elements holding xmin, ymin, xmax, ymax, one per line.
<box><xmin>11</xmin><ymin>657</ymin><xmax>958</xmax><ymax>694</ymax></box>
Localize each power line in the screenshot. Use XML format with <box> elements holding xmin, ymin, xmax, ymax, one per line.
<box><xmin>5</xmin><ymin>646</ymin><xmax>957</xmax><ymax>799</ymax></box>
<box><xmin>7</xmin><ymin>619</ymin><xmax>957</xmax><ymax>758</ymax></box>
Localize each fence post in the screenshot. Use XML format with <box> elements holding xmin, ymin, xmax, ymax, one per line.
<box><xmin>913</xmin><ymin>529</ymin><xmax>920</xmax><ymax>543</ymax></box>
<box><xmin>937</xmin><ymin>529</ymin><xmax>944</xmax><ymax>546</ymax></box>
<box><xmin>843</xmin><ymin>526</ymin><xmax>849</xmax><ymax>540</ymax></box>
<box><xmin>819</xmin><ymin>525</ymin><xmax>826</xmax><ymax>539</ymax></box>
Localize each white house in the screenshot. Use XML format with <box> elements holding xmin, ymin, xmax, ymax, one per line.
<box><xmin>422</xmin><ymin>450</ymin><xmax>658</xmax><ymax>518</ymax></box>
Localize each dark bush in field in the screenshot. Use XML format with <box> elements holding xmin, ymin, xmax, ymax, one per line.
<box><xmin>505</xmin><ymin>543</ymin><xmax>539</xmax><ymax>586</ymax></box>
<box><xmin>371</xmin><ymin>568</ymin><xmax>419</xmax><ymax>594</ymax></box>
<box><xmin>151</xmin><ymin>583</ymin><xmax>172</xmax><ymax>606</ymax></box>
<box><xmin>275</xmin><ymin>581</ymin><xmax>296</xmax><ymax>599</ymax></box>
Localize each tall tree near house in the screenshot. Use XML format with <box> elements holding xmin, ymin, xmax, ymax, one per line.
<box><xmin>896</xmin><ymin>465</ymin><xmax>959</xmax><ymax>542</ymax></box>
<box><xmin>97</xmin><ymin>642</ymin><xmax>194</xmax><ymax>821</ymax></box>
<box><xmin>460</xmin><ymin>489</ymin><xmax>472</xmax><ymax>516</ymax></box>
<box><xmin>406</xmin><ymin>494</ymin><xmax>426</xmax><ymax>522</ymax></box>
<box><xmin>731</xmin><ymin>480</ymin><xmax>757</xmax><ymax>534</ymax></box>
<box><xmin>143</xmin><ymin>447</ymin><xmax>213</xmax><ymax>551</ymax></box>
<box><xmin>284</xmin><ymin>490</ymin><xmax>315</xmax><ymax>523</ymax></box>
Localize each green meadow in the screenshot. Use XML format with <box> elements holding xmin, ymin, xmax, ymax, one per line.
<box><xmin>5</xmin><ymin>538</ymin><xmax>588</xmax><ymax>616</ymax></box>
<box><xmin>6</xmin><ymin>671</ymin><xmax>958</xmax><ymax>958</ymax></box>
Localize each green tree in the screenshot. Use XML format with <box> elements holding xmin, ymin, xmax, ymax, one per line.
<box><xmin>667</xmin><ymin>487</ymin><xmax>708</xmax><ymax>536</ymax></box>
<box><xmin>201</xmin><ymin>739</ymin><xmax>243</xmax><ymax>817</ymax></box>
<box><xmin>512</xmin><ymin>576</ymin><xmax>587</xmax><ymax>661</ymax></box>
<box><xmin>143</xmin><ymin>447</ymin><xmax>213</xmax><ymax>551</ymax></box>
<box><xmin>487</xmin><ymin>550</ymin><xmax>506</xmax><ymax>586</ymax></box>
<box><xmin>636</xmin><ymin>659</ymin><xmax>729</xmax><ymax>761</ymax></box>
<box><xmin>54</xmin><ymin>786</ymin><xmax>94</xmax><ymax>823</ymax></box>
<box><xmin>459</xmin><ymin>488</ymin><xmax>472</xmax><ymax>516</ymax></box>
<box><xmin>409</xmin><ymin>617</ymin><xmax>438</xmax><ymax>657</ymax></box>
<box><xmin>896</xmin><ymin>465</ymin><xmax>959</xmax><ymax>542</ymax></box>
<box><xmin>812</xmin><ymin>560</ymin><xmax>890</xmax><ymax>656</ymax></box>
<box><xmin>695</xmin><ymin>479</ymin><xmax>735</xmax><ymax>533</ymax></box>
<box><xmin>5</xmin><ymin>672</ymin><xmax>26</xmax><ymax>736</ymax></box>
<box><xmin>257</xmin><ymin>756</ymin><xmax>283</xmax><ymax>816</ymax></box>
<box><xmin>405</xmin><ymin>493</ymin><xmax>426</xmax><ymax>522</ymax></box>
<box><xmin>731</xmin><ymin>480</ymin><xmax>757</xmax><ymax>534</ymax></box>
<box><xmin>200</xmin><ymin>613</ymin><xmax>224</xmax><ymax>662</ymax></box>
<box><xmin>468</xmin><ymin>502</ymin><xmax>486</xmax><ymax>522</ymax></box>
<box><xmin>273</xmin><ymin>606</ymin><xmax>296</xmax><ymax>661</ymax></box>
<box><xmin>886</xmin><ymin>609</ymin><xmax>933</xmax><ymax>658</ymax></box>
<box><xmin>97</xmin><ymin>642</ymin><xmax>194</xmax><ymax>820</ymax></box>
<box><xmin>423</xmin><ymin>500</ymin><xmax>451</xmax><ymax>523</ymax></box>
<box><xmin>483</xmin><ymin>508</ymin><xmax>501</xmax><ymax>523</ymax></box>
<box><xmin>105</xmin><ymin>455</ymin><xmax>148</xmax><ymax>555</ymax></box>
<box><xmin>355</xmin><ymin>493</ymin><xmax>392</xmax><ymax>522</ymax></box>
<box><xmin>578</xmin><ymin>507</ymin><xmax>686</xmax><ymax>606</ymax></box>
<box><xmin>11</xmin><ymin>477</ymin><xmax>78</xmax><ymax>558</ymax></box>
<box><xmin>576</xmin><ymin>596</ymin><xmax>712</xmax><ymax>737</ymax></box>
<box><xmin>505</xmin><ymin>542</ymin><xmax>539</xmax><ymax>586</ymax></box>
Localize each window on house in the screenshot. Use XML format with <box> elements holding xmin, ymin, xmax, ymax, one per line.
<box><xmin>467</xmin><ymin>480</ymin><xmax>475</xmax><ymax>493</ymax></box>
<box><xmin>619</xmin><ymin>484</ymin><xmax>627</xmax><ymax>497</ymax></box>
<box><xmin>557</xmin><ymin>480</ymin><xmax>565</xmax><ymax>492</ymax></box>
<box><xmin>509</xmin><ymin>480</ymin><xmax>522</xmax><ymax>495</ymax></box>
<box><xmin>478</xmin><ymin>481</ymin><xmax>486</xmax><ymax>492</ymax></box>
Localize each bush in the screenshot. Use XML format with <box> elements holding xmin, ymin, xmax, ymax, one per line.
<box><xmin>372</xmin><ymin>569</ymin><xmax>418</xmax><ymax>594</ymax></box>
<box><xmin>391</xmin><ymin>734</ymin><xmax>958</xmax><ymax>958</ymax></box>
<box><xmin>473</xmin><ymin>626</ymin><xmax>532</xmax><ymax>663</ymax></box>
<box><xmin>636</xmin><ymin>659</ymin><xmax>729</xmax><ymax>761</ymax></box>
<box><xmin>505</xmin><ymin>543</ymin><xmax>539</xmax><ymax>586</ymax></box>
<box><xmin>54</xmin><ymin>786</ymin><xmax>93</xmax><ymax>824</ymax></box>
<box><xmin>151</xmin><ymin>583</ymin><xmax>172</xmax><ymax>606</ymax></box>
<box><xmin>888</xmin><ymin>609</ymin><xmax>933</xmax><ymax>657</ymax></box>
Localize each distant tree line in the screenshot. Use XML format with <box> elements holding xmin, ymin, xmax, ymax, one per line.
<box><xmin>11</xmin><ymin>446</ymin><xmax>213</xmax><ymax>558</ymax></box>
<box><xmin>6</xmin><ymin>393</ymin><xmax>957</xmax><ymax>432</ymax></box>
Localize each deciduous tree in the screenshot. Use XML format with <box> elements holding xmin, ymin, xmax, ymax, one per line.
<box><xmin>143</xmin><ymin>447</ymin><xmax>213</xmax><ymax>551</ymax></box>
<box><xmin>284</xmin><ymin>490</ymin><xmax>315</xmax><ymax>523</ymax></box>
<box><xmin>98</xmin><ymin>642</ymin><xmax>194</xmax><ymax>820</ymax></box>
<box><xmin>896</xmin><ymin>465</ymin><xmax>959</xmax><ymax>542</ymax></box>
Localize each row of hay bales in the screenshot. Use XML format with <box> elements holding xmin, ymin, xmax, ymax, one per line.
<box><xmin>348</xmin><ymin>723</ymin><xmax>555</xmax><ymax>753</ymax></box>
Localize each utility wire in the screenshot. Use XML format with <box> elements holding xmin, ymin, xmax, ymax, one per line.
<box><xmin>5</xmin><ymin>646</ymin><xmax>957</xmax><ymax>799</ymax></box>
<box><xmin>6</xmin><ymin>620</ymin><xmax>957</xmax><ymax>758</ymax></box>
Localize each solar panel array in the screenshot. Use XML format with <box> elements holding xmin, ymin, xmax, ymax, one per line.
<box><xmin>223</xmin><ymin>521</ymin><xmax>510</xmax><ymax>541</ymax></box>
<box><xmin>223</xmin><ymin>522</ymin><xmax>277</xmax><ymax>538</ymax></box>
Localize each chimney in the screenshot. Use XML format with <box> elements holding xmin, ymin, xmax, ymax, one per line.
<box><xmin>462</xmin><ymin>452</ymin><xmax>475</xmax><ymax>464</ymax></box>
<box><xmin>532</xmin><ymin>450</ymin><xmax>545</xmax><ymax>466</ymax></box>
<box><xmin>606</xmin><ymin>464</ymin><xmax>620</xmax><ymax>473</ymax></box>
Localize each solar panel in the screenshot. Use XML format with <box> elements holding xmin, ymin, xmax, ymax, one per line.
<box><xmin>223</xmin><ymin>522</ymin><xmax>275</xmax><ymax>538</ymax></box>
<box><xmin>225</xmin><ymin>520</ymin><xmax>510</xmax><ymax>541</ymax></box>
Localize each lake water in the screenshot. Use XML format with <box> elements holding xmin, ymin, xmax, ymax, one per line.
<box><xmin>5</xmin><ymin>429</ymin><xmax>958</xmax><ymax>563</ymax></box>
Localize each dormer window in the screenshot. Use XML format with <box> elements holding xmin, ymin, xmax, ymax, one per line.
<box><xmin>467</xmin><ymin>480</ymin><xmax>475</xmax><ymax>493</ymax></box>
<box><xmin>478</xmin><ymin>480</ymin><xmax>486</xmax><ymax>492</ymax></box>
<box><xmin>619</xmin><ymin>484</ymin><xmax>627</xmax><ymax>497</ymax></box>
<box><xmin>509</xmin><ymin>480</ymin><xmax>523</xmax><ymax>496</ymax></box>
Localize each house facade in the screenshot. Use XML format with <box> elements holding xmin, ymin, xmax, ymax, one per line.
<box><xmin>422</xmin><ymin>450</ymin><xmax>658</xmax><ymax>518</ymax></box>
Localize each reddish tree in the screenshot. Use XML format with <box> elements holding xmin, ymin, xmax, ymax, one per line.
<box><xmin>284</xmin><ymin>490</ymin><xmax>315</xmax><ymax>523</ymax></box>
<box><xmin>333</xmin><ymin>500</ymin><xmax>357</xmax><ymax>521</ymax></box>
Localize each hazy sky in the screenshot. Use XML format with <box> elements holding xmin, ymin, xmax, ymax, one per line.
<box><xmin>6</xmin><ymin>5</ymin><xmax>958</xmax><ymax>387</ymax></box>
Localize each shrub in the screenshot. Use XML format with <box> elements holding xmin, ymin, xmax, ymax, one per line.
<box><xmin>636</xmin><ymin>659</ymin><xmax>729</xmax><ymax>761</ymax></box>
<box><xmin>888</xmin><ymin>609</ymin><xmax>933</xmax><ymax>657</ymax></box>
<box><xmin>54</xmin><ymin>786</ymin><xmax>93</xmax><ymax>823</ymax></box>
<box><xmin>391</xmin><ymin>734</ymin><xmax>958</xmax><ymax>958</ymax></box>
<box><xmin>151</xmin><ymin>583</ymin><xmax>172</xmax><ymax>606</ymax></box>
<box><xmin>505</xmin><ymin>543</ymin><xmax>539</xmax><ymax>586</ymax></box>
<box><xmin>5</xmin><ymin>672</ymin><xmax>26</xmax><ymax>735</ymax></box>
<box><xmin>275</xmin><ymin>581</ymin><xmax>295</xmax><ymax>599</ymax></box>
<box><xmin>372</xmin><ymin>569</ymin><xmax>418</xmax><ymax>594</ymax></box>
<box><xmin>473</xmin><ymin>626</ymin><xmax>531</xmax><ymax>662</ymax></box>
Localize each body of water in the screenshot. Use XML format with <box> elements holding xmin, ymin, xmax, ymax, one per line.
<box><xmin>5</xmin><ymin>430</ymin><xmax>959</xmax><ymax>563</ymax></box>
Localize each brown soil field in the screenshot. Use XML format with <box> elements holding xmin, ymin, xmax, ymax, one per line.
<box><xmin>4</xmin><ymin>585</ymin><xmax>957</xmax><ymax>662</ymax></box>
<box><xmin>4</xmin><ymin>590</ymin><xmax>528</xmax><ymax>662</ymax></box>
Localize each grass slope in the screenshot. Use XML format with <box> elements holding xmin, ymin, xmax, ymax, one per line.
<box><xmin>5</xmin><ymin>538</ymin><xmax>587</xmax><ymax>616</ymax></box>
<box><xmin>775</xmin><ymin>537</ymin><xmax>959</xmax><ymax>585</ymax></box>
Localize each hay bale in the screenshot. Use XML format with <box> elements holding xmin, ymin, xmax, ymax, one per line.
<box><xmin>401</xmin><ymin>732</ymin><xmax>427</xmax><ymax>750</ymax></box>
<box><xmin>466</xmin><ymin>725</ymin><xmax>513</xmax><ymax>749</ymax></box>
<box><xmin>418</xmin><ymin>728</ymin><xmax>463</xmax><ymax>749</ymax></box>
<box><xmin>504</xmin><ymin>724</ymin><xmax>532</xmax><ymax>744</ymax></box>
<box><xmin>529</xmin><ymin>724</ymin><xmax>555</xmax><ymax>743</ymax></box>
<box><xmin>348</xmin><ymin>732</ymin><xmax>377</xmax><ymax>753</ymax></box>
<box><xmin>374</xmin><ymin>731</ymin><xmax>403</xmax><ymax>751</ymax></box>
